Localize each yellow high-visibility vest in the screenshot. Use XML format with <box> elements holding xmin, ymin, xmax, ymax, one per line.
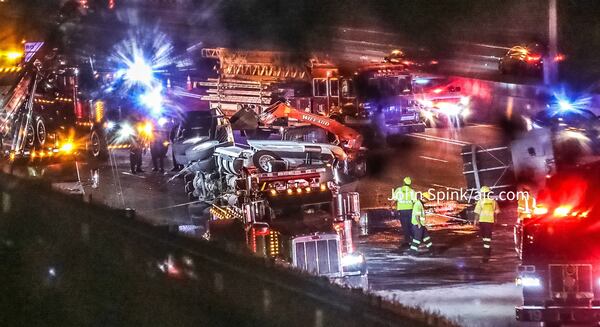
<box><xmin>475</xmin><ymin>198</ymin><xmax>498</xmax><ymax>223</ymax></box>
<box><xmin>411</xmin><ymin>200</ymin><xmax>426</xmax><ymax>225</ymax></box>
<box><xmin>517</xmin><ymin>196</ymin><xmax>536</xmax><ymax>219</ymax></box>
<box><xmin>394</xmin><ymin>185</ymin><xmax>415</xmax><ymax>211</ymax></box>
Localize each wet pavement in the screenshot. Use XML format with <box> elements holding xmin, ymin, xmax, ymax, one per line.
<box><xmin>7</xmin><ymin>124</ymin><xmax>533</xmax><ymax>326</ymax></box>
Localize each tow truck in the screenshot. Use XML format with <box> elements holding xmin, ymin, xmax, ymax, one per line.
<box><xmin>0</xmin><ymin>43</ymin><xmax>106</xmax><ymax>164</ymax></box>
<box><xmin>205</xmin><ymin>161</ymin><xmax>367</xmax><ymax>289</ymax></box>
<box><xmin>515</xmin><ymin>162</ymin><xmax>600</xmax><ymax>326</ymax></box>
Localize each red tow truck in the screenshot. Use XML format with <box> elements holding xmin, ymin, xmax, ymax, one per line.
<box><xmin>515</xmin><ymin>162</ymin><xmax>600</xmax><ymax>325</ymax></box>
<box><xmin>207</xmin><ymin>164</ymin><xmax>367</xmax><ymax>289</ymax></box>
<box><xmin>0</xmin><ymin>43</ymin><xmax>109</xmax><ymax>164</ymax></box>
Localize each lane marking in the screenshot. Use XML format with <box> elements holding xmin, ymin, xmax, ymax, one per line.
<box><xmin>419</xmin><ymin>155</ymin><xmax>449</xmax><ymax>163</ymax></box>
<box><xmin>430</xmin><ymin>183</ymin><xmax>461</xmax><ymax>191</ymax></box>
<box><xmin>408</xmin><ymin>133</ymin><xmax>468</xmax><ymax>146</ymax></box>
<box><xmin>418</xmin><ymin>133</ymin><xmax>470</xmax><ymax>145</ymax></box>
<box><xmin>122</xmin><ymin>172</ymin><xmax>146</xmax><ymax>179</ymax></box>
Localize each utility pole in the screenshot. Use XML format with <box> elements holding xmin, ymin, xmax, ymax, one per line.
<box><xmin>544</xmin><ymin>0</ymin><xmax>559</xmax><ymax>85</ymax></box>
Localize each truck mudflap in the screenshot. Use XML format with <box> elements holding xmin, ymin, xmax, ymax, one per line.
<box><xmin>516</xmin><ymin>305</ymin><xmax>600</xmax><ymax>323</ymax></box>
<box><xmin>386</xmin><ymin>122</ymin><xmax>426</xmax><ymax>135</ymax></box>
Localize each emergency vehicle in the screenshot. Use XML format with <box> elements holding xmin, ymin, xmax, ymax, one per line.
<box><xmin>207</xmin><ymin>165</ymin><xmax>368</xmax><ymax>289</ymax></box>
<box><xmin>196</xmin><ymin>48</ymin><xmax>424</xmax><ymax>136</ymax></box>
<box><xmin>0</xmin><ymin>43</ymin><xmax>108</xmax><ymax>163</ymax></box>
<box><xmin>515</xmin><ymin>162</ymin><xmax>600</xmax><ymax>325</ymax></box>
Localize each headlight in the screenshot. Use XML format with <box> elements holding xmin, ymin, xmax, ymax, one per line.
<box><xmin>459</xmin><ymin>96</ymin><xmax>470</xmax><ymax>106</ymax></box>
<box><xmin>437</xmin><ymin>102</ymin><xmax>461</xmax><ymax>116</ymax></box>
<box><xmin>516</xmin><ymin>276</ymin><xmax>541</xmax><ymax>287</ymax></box>
<box><xmin>419</xmin><ymin>100</ymin><xmax>434</xmax><ymax>108</ymax></box>
<box><xmin>105</xmin><ymin>121</ymin><xmax>116</xmax><ymax>130</ymax></box>
<box><xmin>422</xmin><ymin>110</ymin><xmax>435</xmax><ymax>121</ymax></box>
<box><xmin>341</xmin><ymin>253</ymin><xmax>364</xmax><ymax>267</ymax></box>
<box><xmin>118</xmin><ymin>123</ymin><xmax>135</xmax><ymax>138</ymax></box>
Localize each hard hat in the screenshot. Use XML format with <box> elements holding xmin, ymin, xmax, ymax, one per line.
<box><xmin>422</xmin><ymin>192</ymin><xmax>433</xmax><ymax>200</ymax></box>
<box><xmin>480</xmin><ymin>186</ymin><xmax>492</xmax><ymax>194</ymax></box>
<box><xmin>403</xmin><ymin>177</ymin><xmax>412</xmax><ymax>185</ymax></box>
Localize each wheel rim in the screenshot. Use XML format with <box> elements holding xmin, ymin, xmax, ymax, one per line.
<box><xmin>36</xmin><ymin>120</ymin><xmax>46</xmax><ymax>145</ymax></box>
<box><xmin>91</xmin><ymin>132</ymin><xmax>101</xmax><ymax>157</ymax></box>
<box><xmin>258</xmin><ymin>155</ymin><xmax>275</xmax><ymax>171</ymax></box>
<box><xmin>26</xmin><ymin>124</ymin><xmax>35</xmax><ymax>147</ymax></box>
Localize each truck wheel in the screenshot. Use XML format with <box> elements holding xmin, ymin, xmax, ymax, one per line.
<box><xmin>253</xmin><ymin>150</ymin><xmax>282</xmax><ymax>173</ymax></box>
<box><xmin>25</xmin><ymin>123</ymin><xmax>35</xmax><ymax>148</ymax></box>
<box><xmin>89</xmin><ymin>129</ymin><xmax>108</xmax><ymax>161</ymax></box>
<box><xmin>35</xmin><ymin>117</ymin><xmax>46</xmax><ymax>146</ymax></box>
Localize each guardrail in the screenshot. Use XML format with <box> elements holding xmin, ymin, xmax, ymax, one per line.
<box><xmin>0</xmin><ymin>173</ymin><xmax>458</xmax><ymax>327</ymax></box>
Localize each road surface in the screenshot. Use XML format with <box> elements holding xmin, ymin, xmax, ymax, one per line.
<box><xmin>7</xmin><ymin>124</ymin><xmax>530</xmax><ymax>326</ymax></box>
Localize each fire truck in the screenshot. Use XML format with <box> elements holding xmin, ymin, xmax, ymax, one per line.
<box><xmin>0</xmin><ymin>43</ymin><xmax>108</xmax><ymax>164</ymax></box>
<box><xmin>206</xmin><ymin>163</ymin><xmax>368</xmax><ymax>289</ymax></box>
<box><xmin>197</xmin><ymin>48</ymin><xmax>424</xmax><ymax>137</ymax></box>
<box><xmin>515</xmin><ymin>161</ymin><xmax>600</xmax><ymax>325</ymax></box>
<box><xmin>198</xmin><ymin>47</ymin><xmax>356</xmax><ymax>120</ymax></box>
<box><xmin>353</xmin><ymin>62</ymin><xmax>426</xmax><ymax>135</ymax></box>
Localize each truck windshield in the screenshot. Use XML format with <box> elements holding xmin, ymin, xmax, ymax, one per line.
<box><xmin>178</xmin><ymin>111</ymin><xmax>212</xmax><ymax>139</ymax></box>
<box><xmin>368</xmin><ymin>76</ymin><xmax>412</xmax><ymax>97</ymax></box>
<box><xmin>523</xmin><ymin>218</ymin><xmax>600</xmax><ymax>262</ymax></box>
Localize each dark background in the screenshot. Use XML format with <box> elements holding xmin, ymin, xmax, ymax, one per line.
<box><xmin>2</xmin><ymin>0</ymin><xmax>600</xmax><ymax>88</ymax></box>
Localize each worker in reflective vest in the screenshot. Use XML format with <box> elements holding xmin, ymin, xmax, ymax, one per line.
<box><xmin>474</xmin><ymin>186</ymin><xmax>500</xmax><ymax>263</ymax></box>
<box><xmin>410</xmin><ymin>192</ymin><xmax>433</xmax><ymax>254</ymax></box>
<box><xmin>515</xmin><ymin>185</ymin><xmax>536</xmax><ymax>257</ymax></box>
<box><xmin>517</xmin><ymin>186</ymin><xmax>536</xmax><ymax>221</ymax></box>
<box><xmin>392</xmin><ymin>176</ymin><xmax>416</xmax><ymax>248</ymax></box>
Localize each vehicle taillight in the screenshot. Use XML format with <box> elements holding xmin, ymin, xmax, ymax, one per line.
<box><xmin>432</xmin><ymin>88</ymin><xmax>443</xmax><ymax>94</ymax></box>
<box><xmin>526</xmin><ymin>55</ymin><xmax>541</xmax><ymax>62</ymax></box>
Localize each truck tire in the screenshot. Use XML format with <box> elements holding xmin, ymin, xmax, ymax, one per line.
<box><xmin>25</xmin><ymin>123</ymin><xmax>35</xmax><ymax>148</ymax></box>
<box><xmin>35</xmin><ymin>117</ymin><xmax>46</xmax><ymax>146</ymax></box>
<box><xmin>253</xmin><ymin>150</ymin><xmax>282</xmax><ymax>173</ymax></box>
<box><xmin>89</xmin><ymin>129</ymin><xmax>108</xmax><ymax>161</ymax></box>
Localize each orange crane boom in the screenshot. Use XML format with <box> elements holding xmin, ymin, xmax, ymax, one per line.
<box><xmin>259</xmin><ymin>102</ymin><xmax>363</xmax><ymax>157</ymax></box>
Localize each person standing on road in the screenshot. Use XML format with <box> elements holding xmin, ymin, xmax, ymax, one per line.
<box><xmin>515</xmin><ymin>185</ymin><xmax>536</xmax><ymax>255</ymax></box>
<box><xmin>392</xmin><ymin>176</ymin><xmax>416</xmax><ymax>248</ymax></box>
<box><xmin>474</xmin><ymin>186</ymin><xmax>500</xmax><ymax>263</ymax></box>
<box><xmin>150</xmin><ymin>128</ymin><xmax>169</xmax><ymax>173</ymax></box>
<box><xmin>169</xmin><ymin>119</ymin><xmax>183</xmax><ymax>172</ymax></box>
<box><xmin>129</xmin><ymin>135</ymin><xmax>144</xmax><ymax>174</ymax></box>
<box><xmin>410</xmin><ymin>191</ymin><xmax>433</xmax><ymax>255</ymax></box>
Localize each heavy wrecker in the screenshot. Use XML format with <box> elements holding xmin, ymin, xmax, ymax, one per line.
<box><xmin>0</xmin><ymin>44</ymin><xmax>107</xmax><ymax>164</ymax></box>
<box><xmin>205</xmin><ymin>161</ymin><xmax>368</xmax><ymax>289</ymax></box>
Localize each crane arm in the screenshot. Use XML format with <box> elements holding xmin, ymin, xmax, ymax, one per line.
<box><xmin>259</xmin><ymin>102</ymin><xmax>363</xmax><ymax>154</ymax></box>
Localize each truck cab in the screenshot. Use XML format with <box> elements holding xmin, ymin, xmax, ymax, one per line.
<box><xmin>208</xmin><ymin>167</ymin><xmax>368</xmax><ymax>289</ymax></box>
<box><xmin>354</xmin><ymin>63</ymin><xmax>425</xmax><ymax>136</ymax></box>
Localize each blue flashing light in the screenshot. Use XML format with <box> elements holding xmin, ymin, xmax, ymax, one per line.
<box><xmin>139</xmin><ymin>85</ymin><xmax>164</xmax><ymax>116</ymax></box>
<box><xmin>558</xmin><ymin>100</ymin><xmax>573</xmax><ymax>111</ymax></box>
<box><xmin>124</xmin><ymin>57</ymin><xmax>154</xmax><ymax>86</ymax></box>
